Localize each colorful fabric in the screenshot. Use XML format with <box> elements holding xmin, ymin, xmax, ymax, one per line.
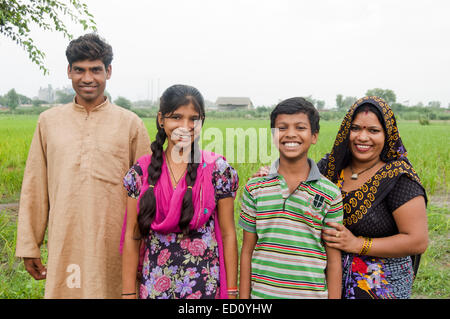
<box><xmin>15</xmin><ymin>99</ymin><xmax>151</xmax><ymax>298</ymax></box>
<box><xmin>122</xmin><ymin>152</ymin><xmax>238</xmax><ymax>299</ymax></box>
<box><xmin>342</xmin><ymin>254</ymin><xmax>414</xmax><ymax>299</ymax></box>
<box><xmin>317</xmin><ymin>96</ymin><xmax>427</xmax><ymax>299</ymax></box>
<box><xmin>239</xmin><ymin>158</ymin><xmax>343</xmax><ymax>299</ymax></box>
<box><xmin>140</xmin><ymin>218</ymin><xmax>221</xmax><ymax>299</ymax></box>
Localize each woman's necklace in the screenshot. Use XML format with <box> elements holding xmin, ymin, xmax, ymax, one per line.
<box><xmin>350</xmin><ymin>161</ymin><xmax>380</xmax><ymax>180</ymax></box>
<box><xmin>165</xmin><ymin>152</ymin><xmax>187</xmax><ymax>188</ymax></box>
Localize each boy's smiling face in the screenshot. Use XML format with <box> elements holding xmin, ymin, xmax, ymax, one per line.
<box><xmin>273</xmin><ymin>112</ymin><xmax>318</xmax><ymax>161</ymax></box>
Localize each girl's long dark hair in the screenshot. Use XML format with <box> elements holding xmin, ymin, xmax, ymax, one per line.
<box><xmin>138</xmin><ymin>84</ymin><xmax>205</xmax><ymax>238</ymax></box>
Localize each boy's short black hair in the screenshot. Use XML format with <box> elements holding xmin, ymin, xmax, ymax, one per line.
<box><xmin>270</xmin><ymin>97</ymin><xmax>320</xmax><ymax>133</ymax></box>
<box><xmin>65</xmin><ymin>33</ymin><xmax>113</xmax><ymax>68</ymax></box>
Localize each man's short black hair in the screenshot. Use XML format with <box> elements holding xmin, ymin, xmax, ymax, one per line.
<box><xmin>270</xmin><ymin>97</ymin><xmax>320</xmax><ymax>133</ymax></box>
<box><xmin>65</xmin><ymin>33</ymin><xmax>113</xmax><ymax>68</ymax></box>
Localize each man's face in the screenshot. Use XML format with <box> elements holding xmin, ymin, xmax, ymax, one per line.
<box><xmin>68</xmin><ymin>59</ymin><xmax>111</xmax><ymax>107</ymax></box>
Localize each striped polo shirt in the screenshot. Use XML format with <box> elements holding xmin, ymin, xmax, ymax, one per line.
<box><xmin>239</xmin><ymin>158</ymin><xmax>343</xmax><ymax>299</ymax></box>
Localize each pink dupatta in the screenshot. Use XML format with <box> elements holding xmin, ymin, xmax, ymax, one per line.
<box><xmin>120</xmin><ymin>150</ymin><xmax>229</xmax><ymax>299</ymax></box>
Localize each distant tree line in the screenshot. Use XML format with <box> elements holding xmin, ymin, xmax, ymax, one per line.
<box><xmin>1</xmin><ymin>87</ymin><xmax>449</xmax><ymax>122</ymax></box>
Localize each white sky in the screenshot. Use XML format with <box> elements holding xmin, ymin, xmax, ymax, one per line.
<box><xmin>0</xmin><ymin>0</ymin><xmax>449</xmax><ymax>107</ymax></box>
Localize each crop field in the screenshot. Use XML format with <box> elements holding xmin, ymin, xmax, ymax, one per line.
<box><xmin>0</xmin><ymin>114</ymin><xmax>449</xmax><ymax>298</ymax></box>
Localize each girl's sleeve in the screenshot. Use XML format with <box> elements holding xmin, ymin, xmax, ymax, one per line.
<box><xmin>212</xmin><ymin>157</ymin><xmax>239</xmax><ymax>201</ymax></box>
<box><xmin>123</xmin><ymin>162</ymin><xmax>144</xmax><ymax>199</ymax></box>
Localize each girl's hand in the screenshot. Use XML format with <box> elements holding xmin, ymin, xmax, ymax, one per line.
<box><xmin>322</xmin><ymin>222</ymin><xmax>362</xmax><ymax>254</ymax></box>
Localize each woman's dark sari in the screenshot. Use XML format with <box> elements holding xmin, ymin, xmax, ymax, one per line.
<box><xmin>318</xmin><ymin>96</ymin><xmax>427</xmax><ymax>299</ymax></box>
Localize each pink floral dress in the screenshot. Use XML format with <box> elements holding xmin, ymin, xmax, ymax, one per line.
<box><xmin>123</xmin><ymin>157</ymin><xmax>238</xmax><ymax>299</ymax></box>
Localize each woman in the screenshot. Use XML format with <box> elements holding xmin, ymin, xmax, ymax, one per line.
<box><xmin>319</xmin><ymin>96</ymin><xmax>428</xmax><ymax>299</ymax></box>
<box><xmin>120</xmin><ymin>84</ymin><xmax>239</xmax><ymax>299</ymax></box>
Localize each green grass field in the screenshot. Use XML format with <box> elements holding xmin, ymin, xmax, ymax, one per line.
<box><xmin>0</xmin><ymin>114</ymin><xmax>449</xmax><ymax>298</ymax></box>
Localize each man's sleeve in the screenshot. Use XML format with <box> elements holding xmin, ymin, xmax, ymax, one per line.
<box><xmin>130</xmin><ymin>118</ymin><xmax>151</xmax><ymax>166</ymax></box>
<box><xmin>15</xmin><ymin>118</ymin><xmax>49</xmax><ymax>258</ymax></box>
<box><xmin>239</xmin><ymin>184</ymin><xmax>257</xmax><ymax>233</ymax></box>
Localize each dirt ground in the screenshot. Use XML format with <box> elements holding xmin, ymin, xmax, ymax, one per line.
<box><xmin>429</xmin><ymin>193</ymin><xmax>449</xmax><ymax>208</ymax></box>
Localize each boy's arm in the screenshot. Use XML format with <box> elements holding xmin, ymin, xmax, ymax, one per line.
<box><xmin>325</xmin><ymin>245</ymin><xmax>342</xmax><ymax>299</ymax></box>
<box><xmin>239</xmin><ymin>230</ymin><xmax>257</xmax><ymax>299</ymax></box>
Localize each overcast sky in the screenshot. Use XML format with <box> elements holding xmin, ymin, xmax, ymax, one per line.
<box><xmin>1</xmin><ymin>0</ymin><xmax>449</xmax><ymax>107</ymax></box>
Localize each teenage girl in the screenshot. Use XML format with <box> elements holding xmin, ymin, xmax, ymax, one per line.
<box><xmin>121</xmin><ymin>84</ymin><xmax>239</xmax><ymax>299</ymax></box>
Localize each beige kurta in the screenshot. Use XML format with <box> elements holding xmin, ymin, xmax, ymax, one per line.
<box><xmin>15</xmin><ymin>99</ymin><xmax>151</xmax><ymax>298</ymax></box>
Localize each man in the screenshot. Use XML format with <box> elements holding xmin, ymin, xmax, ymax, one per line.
<box><xmin>15</xmin><ymin>33</ymin><xmax>151</xmax><ymax>298</ymax></box>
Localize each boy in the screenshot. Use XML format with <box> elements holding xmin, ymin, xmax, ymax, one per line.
<box><xmin>239</xmin><ymin>97</ymin><xmax>343</xmax><ymax>299</ymax></box>
<box><xmin>15</xmin><ymin>33</ymin><xmax>150</xmax><ymax>298</ymax></box>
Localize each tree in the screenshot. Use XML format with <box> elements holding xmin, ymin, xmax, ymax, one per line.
<box><xmin>304</xmin><ymin>95</ymin><xmax>325</xmax><ymax>110</ymax></box>
<box><xmin>18</xmin><ymin>93</ymin><xmax>32</xmax><ymax>104</ymax></box>
<box><xmin>5</xmin><ymin>88</ymin><xmax>19</xmax><ymax>111</ymax></box>
<box><xmin>336</xmin><ymin>94</ymin><xmax>357</xmax><ymax>111</ymax></box>
<box><xmin>32</xmin><ymin>98</ymin><xmax>46</xmax><ymax>107</ymax></box>
<box><xmin>427</xmin><ymin>101</ymin><xmax>441</xmax><ymax>108</ymax></box>
<box><xmin>343</xmin><ymin>96</ymin><xmax>357</xmax><ymax>109</ymax></box>
<box><xmin>365</xmin><ymin>88</ymin><xmax>396</xmax><ymax>104</ymax></box>
<box><xmin>114</xmin><ymin>96</ymin><xmax>132</xmax><ymax>110</ymax></box>
<box><xmin>336</xmin><ymin>94</ymin><xmax>344</xmax><ymax>110</ymax></box>
<box><xmin>55</xmin><ymin>90</ymin><xmax>75</xmax><ymax>104</ymax></box>
<box><xmin>0</xmin><ymin>0</ymin><xmax>96</xmax><ymax>74</ymax></box>
<box><xmin>0</xmin><ymin>95</ymin><xmax>6</xmax><ymax>106</ymax></box>
<box><xmin>315</xmin><ymin>100</ymin><xmax>325</xmax><ymax>110</ymax></box>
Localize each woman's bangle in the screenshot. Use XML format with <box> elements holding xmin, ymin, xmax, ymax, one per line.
<box><xmin>122</xmin><ymin>292</ymin><xmax>137</xmax><ymax>296</ymax></box>
<box><xmin>358</xmin><ymin>237</ymin><xmax>373</xmax><ymax>256</ymax></box>
<box><xmin>359</xmin><ymin>237</ymin><xmax>368</xmax><ymax>255</ymax></box>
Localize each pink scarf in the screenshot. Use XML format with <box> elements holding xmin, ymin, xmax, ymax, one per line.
<box><xmin>120</xmin><ymin>150</ymin><xmax>228</xmax><ymax>299</ymax></box>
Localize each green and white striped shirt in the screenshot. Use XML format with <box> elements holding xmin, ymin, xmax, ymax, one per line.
<box><xmin>239</xmin><ymin>158</ymin><xmax>343</xmax><ymax>299</ymax></box>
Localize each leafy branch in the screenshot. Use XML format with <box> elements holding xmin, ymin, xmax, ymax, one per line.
<box><xmin>0</xmin><ymin>0</ymin><xmax>96</xmax><ymax>75</ymax></box>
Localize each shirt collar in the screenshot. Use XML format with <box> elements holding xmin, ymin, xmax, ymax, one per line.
<box><xmin>72</xmin><ymin>96</ymin><xmax>110</xmax><ymax>113</ymax></box>
<box><xmin>267</xmin><ymin>158</ymin><xmax>321</xmax><ymax>182</ymax></box>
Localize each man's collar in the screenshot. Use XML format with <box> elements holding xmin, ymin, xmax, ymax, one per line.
<box><xmin>72</xmin><ymin>96</ymin><xmax>109</xmax><ymax>113</ymax></box>
<box><xmin>267</xmin><ymin>158</ymin><xmax>321</xmax><ymax>182</ymax></box>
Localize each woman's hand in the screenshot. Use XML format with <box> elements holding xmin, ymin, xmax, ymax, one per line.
<box><xmin>251</xmin><ymin>165</ymin><xmax>270</xmax><ymax>178</ymax></box>
<box><xmin>322</xmin><ymin>222</ymin><xmax>363</xmax><ymax>254</ymax></box>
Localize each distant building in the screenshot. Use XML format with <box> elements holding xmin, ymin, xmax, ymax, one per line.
<box><xmin>38</xmin><ymin>85</ymin><xmax>55</xmax><ymax>103</ymax></box>
<box><xmin>215</xmin><ymin>97</ymin><xmax>253</xmax><ymax>111</ymax></box>
<box><xmin>37</xmin><ymin>85</ymin><xmax>75</xmax><ymax>104</ymax></box>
